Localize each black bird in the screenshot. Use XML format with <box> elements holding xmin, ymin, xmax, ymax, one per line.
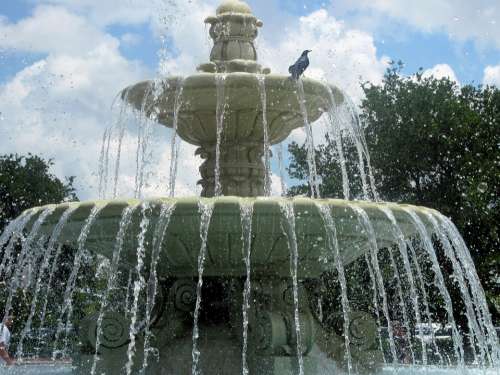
<box><xmin>289</xmin><ymin>50</ymin><xmax>312</xmax><ymax>80</ymax></box>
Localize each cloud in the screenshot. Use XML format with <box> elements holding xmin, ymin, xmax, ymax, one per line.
<box><xmin>0</xmin><ymin>5</ymin><xmax>118</xmax><ymax>55</ymax></box>
<box><xmin>0</xmin><ymin>0</ymin><xmax>391</xmax><ymax>200</ymax></box>
<box><xmin>423</xmin><ymin>64</ymin><xmax>459</xmax><ymax>83</ymax></box>
<box><xmin>334</xmin><ymin>0</ymin><xmax>500</xmax><ymax>49</ymax></box>
<box><xmin>483</xmin><ymin>65</ymin><xmax>500</xmax><ymax>86</ymax></box>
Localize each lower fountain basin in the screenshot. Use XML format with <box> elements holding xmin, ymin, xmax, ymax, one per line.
<box><xmin>123</xmin><ymin>73</ymin><xmax>344</xmax><ymax>146</ymax></box>
<box><xmin>29</xmin><ymin>197</ymin><xmax>437</xmax><ymax>278</ymax></box>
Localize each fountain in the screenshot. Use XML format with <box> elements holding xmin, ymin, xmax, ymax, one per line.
<box><xmin>1</xmin><ymin>1</ymin><xmax>498</xmax><ymax>374</ymax></box>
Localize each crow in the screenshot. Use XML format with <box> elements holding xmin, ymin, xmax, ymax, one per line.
<box><xmin>289</xmin><ymin>50</ymin><xmax>312</xmax><ymax>80</ymax></box>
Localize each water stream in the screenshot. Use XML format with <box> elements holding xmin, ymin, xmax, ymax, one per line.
<box><xmin>279</xmin><ymin>201</ymin><xmax>305</xmax><ymax>375</ymax></box>
<box><xmin>350</xmin><ymin>205</ymin><xmax>398</xmax><ymax>364</ymax></box>
<box><xmin>168</xmin><ymin>79</ymin><xmax>185</xmax><ymax>197</ymax></box>
<box><xmin>379</xmin><ymin>206</ymin><xmax>428</xmax><ymax>365</ymax></box>
<box><xmin>142</xmin><ymin>202</ymin><xmax>176</xmax><ymax>372</ymax></box>
<box><xmin>91</xmin><ymin>204</ymin><xmax>138</xmax><ymax>375</ymax></box>
<box><xmin>276</xmin><ymin>143</ymin><xmax>287</xmax><ymax>196</ymax></box>
<box><xmin>296</xmin><ymin>80</ymin><xmax>320</xmax><ymax>198</ymax></box>
<box><xmin>125</xmin><ymin>203</ymin><xmax>152</xmax><ymax>375</ymax></box>
<box><xmin>257</xmin><ymin>75</ymin><xmax>271</xmax><ymax>196</ymax></box>
<box><xmin>16</xmin><ymin>206</ymin><xmax>77</xmax><ymax>359</ymax></box>
<box><xmin>239</xmin><ymin>200</ymin><xmax>254</xmax><ymax>375</ymax></box>
<box><xmin>52</xmin><ymin>204</ymin><xmax>104</xmax><ymax>359</ymax></box>
<box><xmin>402</xmin><ymin>208</ymin><xmax>465</xmax><ymax>367</ymax></box>
<box><xmin>214</xmin><ymin>74</ymin><xmax>227</xmax><ymax>197</ymax></box>
<box><xmin>191</xmin><ymin>201</ymin><xmax>215</xmax><ymax>375</ymax></box>
<box><xmin>316</xmin><ymin>203</ymin><xmax>352</xmax><ymax>373</ymax></box>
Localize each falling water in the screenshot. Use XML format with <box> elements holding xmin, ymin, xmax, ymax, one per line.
<box><xmin>296</xmin><ymin>80</ymin><xmax>320</xmax><ymax>198</ymax></box>
<box><xmin>112</xmin><ymin>89</ymin><xmax>132</xmax><ymax>198</ymax></box>
<box><xmin>97</xmin><ymin>127</ymin><xmax>110</xmax><ymax>199</ymax></box>
<box><xmin>325</xmin><ymin>86</ymin><xmax>350</xmax><ymax>200</ymax></box>
<box><xmin>426</xmin><ymin>212</ymin><xmax>489</xmax><ymax>365</ymax></box>
<box><xmin>36</xmin><ymin>243</ymin><xmax>64</xmax><ymax>357</ymax></box>
<box><xmin>2</xmin><ymin>206</ymin><xmax>55</xmax><ymax>329</ymax></box>
<box><xmin>135</xmin><ymin>108</ymin><xmax>155</xmax><ymax>199</ymax></box>
<box><xmin>191</xmin><ymin>201</ymin><xmax>215</xmax><ymax>375</ymax></box>
<box><xmin>350</xmin><ymin>205</ymin><xmax>398</xmax><ymax>364</ymax></box>
<box><xmin>437</xmin><ymin>214</ymin><xmax>500</xmax><ymax>366</ymax></box>
<box><xmin>214</xmin><ymin>74</ymin><xmax>227</xmax><ymax>197</ymax></box>
<box><xmin>279</xmin><ymin>201</ymin><xmax>305</xmax><ymax>375</ymax></box>
<box><xmin>16</xmin><ymin>206</ymin><xmax>76</xmax><ymax>358</ymax></box>
<box><xmin>316</xmin><ymin>203</ymin><xmax>352</xmax><ymax>373</ymax></box>
<box><xmin>91</xmin><ymin>204</ymin><xmax>137</xmax><ymax>375</ymax></box>
<box><xmin>52</xmin><ymin>204</ymin><xmax>104</xmax><ymax>359</ymax></box>
<box><xmin>406</xmin><ymin>238</ymin><xmax>444</xmax><ymax>364</ymax></box>
<box><xmin>276</xmin><ymin>143</ymin><xmax>287</xmax><ymax>196</ymax></box>
<box><xmin>0</xmin><ymin>211</ymin><xmax>37</xmax><ymax>279</ymax></box>
<box><xmin>402</xmin><ymin>208</ymin><xmax>465</xmax><ymax>367</ymax></box>
<box><xmin>142</xmin><ymin>202</ymin><xmax>175</xmax><ymax>372</ymax></box>
<box><xmin>125</xmin><ymin>269</ymin><xmax>133</xmax><ymax>317</ymax></box>
<box><xmin>257</xmin><ymin>75</ymin><xmax>271</xmax><ymax>196</ymax></box>
<box><xmin>126</xmin><ymin>203</ymin><xmax>152</xmax><ymax>375</ymax></box>
<box><xmin>342</xmin><ymin>93</ymin><xmax>379</xmax><ymax>201</ymax></box>
<box><xmin>168</xmin><ymin>79</ymin><xmax>185</xmax><ymax>197</ymax></box>
<box><xmin>240</xmin><ymin>200</ymin><xmax>254</xmax><ymax>375</ymax></box>
<box><xmin>379</xmin><ymin>206</ymin><xmax>428</xmax><ymax>364</ymax></box>
<box><xmin>364</xmin><ymin>252</ymin><xmax>387</xmax><ymax>364</ymax></box>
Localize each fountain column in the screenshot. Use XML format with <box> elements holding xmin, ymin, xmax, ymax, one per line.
<box><xmin>197</xmin><ymin>0</ymin><xmax>269</xmax><ymax>197</ymax></box>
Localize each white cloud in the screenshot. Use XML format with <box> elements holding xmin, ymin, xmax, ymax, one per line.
<box><xmin>260</xmin><ymin>9</ymin><xmax>389</xmax><ymax>102</ymax></box>
<box><xmin>423</xmin><ymin>64</ymin><xmax>459</xmax><ymax>83</ymax></box>
<box><xmin>0</xmin><ymin>5</ymin><xmax>118</xmax><ymax>55</ymax></box>
<box><xmin>483</xmin><ymin>65</ymin><xmax>500</xmax><ymax>86</ymax></box>
<box><xmin>0</xmin><ymin>0</ymin><xmax>391</xmax><ymax>200</ymax></box>
<box><xmin>334</xmin><ymin>0</ymin><xmax>500</xmax><ymax>49</ymax></box>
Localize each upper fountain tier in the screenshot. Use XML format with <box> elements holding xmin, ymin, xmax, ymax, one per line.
<box><xmin>123</xmin><ymin>0</ymin><xmax>344</xmax><ymax>197</ymax></box>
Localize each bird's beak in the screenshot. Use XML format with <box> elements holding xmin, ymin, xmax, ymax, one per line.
<box><xmin>308</xmin><ymin>50</ymin><xmax>312</xmax><ymax>53</ymax></box>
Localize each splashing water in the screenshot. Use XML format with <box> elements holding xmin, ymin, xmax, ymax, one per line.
<box><xmin>296</xmin><ymin>79</ymin><xmax>320</xmax><ymax>198</ymax></box>
<box><xmin>350</xmin><ymin>204</ymin><xmax>398</xmax><ymax>364</ymax></box>
<box><xmin>168</xmin><ymin>79</ymin><xmax>185</xmax><ymax>197</ymax></box>
<box><xmin>316</xmin><ymin>203</ymin><xmax>353</xmax><ymax>373</ymax></box>
<box><xmin>52</xmin><ymin>204</ymin><xmax>104</xmax><ymax>360</ymax></box>
<box><xmin>2</xmin><ymin>206</ymin><xmax>56</xmax><ymax>335</ymax></box>
<box><xmin>142</xmin><ymin>202</ymin><xmax>176</xmax><ymax>372</ymax></box>
<box><xmin>126</xmin><ymin>203</ymin><xmax>152</xmax><ymax>374</ymax></box>
<box><xmin>240</xmin><ymin>200</ymin><xmax>254</xmax><ymax>375</ymax></box>
<box><xmin>325</xmin><ymin>87</ymin><xmax>350</xmax><ymax>200</ymax></box>
<box><xmin>214</xmin><ymin>74</ymin><xmax>227</xmax><ymax>197</ymax></box>
<box><xmin>279</xmin><ymin>201</ymin><xmax>305</xmax><ymax>375</ymax></box>
<box><xmin>402</xmin><ymin>208</ymin><xmax>465</xmax><ymax>367</ymax></box>
<box><xmin>91</xmin><ymin>204</ymin><xmax>137</xmax><ymax>375</ymax></box>
<box><xmin>276</xmin><ymin>143</ymin><xmax>287</xmax><ymax>196</ymax></box>
<box><xmin>191</xmin><ymin>201</ymin><xmax>215</xmax><ymax>375</ymax></box>
<box><xmin>257</xmin><ymin>75</ymin><xmax>271</xmax><ymax>196</ymax></box>
<box><xmin>16</xmin><ymin>205</ymin><xmax>77</xmax><ymax>359</ymax></box>
<box><xmin>379</xmin><ymin>206</ymin><xmax>428</xmax><ymax>365</ymax></box>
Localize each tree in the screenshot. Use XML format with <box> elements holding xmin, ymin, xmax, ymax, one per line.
<box><xmin>288</xmin><ymin>63</ymin><xmax>500</xmax><ymax>323</ymax></box>
<box><xmin>0</xmin><ymin>154</ymin><xmax>78</xmax><ymax>232</ymax></box>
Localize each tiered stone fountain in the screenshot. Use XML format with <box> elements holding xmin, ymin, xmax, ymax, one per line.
<box><xmin>3</xmin><ymin>1</ymin><xmax>498</xmax><ymax>374</ymax></box>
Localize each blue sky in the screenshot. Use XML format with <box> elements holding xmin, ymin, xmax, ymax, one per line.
<box><xmin>0</xmin><ymin>0</ymin><xmax>499</xmax><ymax>199</ymax></box>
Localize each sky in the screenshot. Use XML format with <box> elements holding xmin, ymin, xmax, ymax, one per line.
<box><xmin>0</xmin><ymin>0</ymin><xmax>499</xmax><ymax>201</ymax></box>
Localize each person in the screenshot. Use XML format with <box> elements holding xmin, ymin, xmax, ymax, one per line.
<box><xmin>0</xmin><ymin>316</ymin><xmax>15</xmax><ymax>366</ymax></box>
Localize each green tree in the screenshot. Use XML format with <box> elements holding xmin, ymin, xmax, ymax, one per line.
<box><xmin>0</xmin><ymin>154</ymin><xmax>78</xmax><ymax>232</ymax></box>
<box><xmin>288</xmin><ymin>63</ymin><xmax>500</xmax><ymax>323</ymax></box>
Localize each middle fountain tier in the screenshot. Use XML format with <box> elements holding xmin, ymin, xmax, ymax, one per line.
<box><xmin>123</xmin><ymin>0</ymin><xmax>344</xmax><ymax>197</ymax></box>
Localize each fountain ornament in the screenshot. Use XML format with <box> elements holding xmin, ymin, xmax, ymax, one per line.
<box><xmin>1</xmin><ymin>0</ymin><xmax>499</xmax><ymax>374</ymax></box>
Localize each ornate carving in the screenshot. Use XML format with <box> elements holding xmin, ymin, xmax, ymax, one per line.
<box><xmin>197</xmin><ymin>142</ymin><xmax>266</xmax><ymax>197</ymax></box>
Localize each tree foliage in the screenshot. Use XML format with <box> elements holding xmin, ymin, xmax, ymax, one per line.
<box><xmin>0</xmin><ymin>154</ymin><xmax>78</xmax><ymax>232</ymax></box>
<box><xmin>288</xmin><ymin>63</ymin><xmax>500</xmax><ymax>321</ymax></box>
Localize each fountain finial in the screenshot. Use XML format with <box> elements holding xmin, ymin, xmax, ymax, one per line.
<box><xmin>198</xmin><ymin>0</ymin><xmax>267</xmax><ymax>74</ymax></box>
<box><xmin>216</xmin><ymin>0</ymin><xmax>252</xmax><ymax>15</ymax></box>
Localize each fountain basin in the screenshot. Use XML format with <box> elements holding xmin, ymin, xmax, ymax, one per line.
<box><xmin>123</xmin><ymin>74</ymin><xmax>344</xmax><ymax>146</ymax></box>
<box><xmin>29</xmin><ymin>197</ymin><xmax>437</xmax><ymax>278</ymax></box>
